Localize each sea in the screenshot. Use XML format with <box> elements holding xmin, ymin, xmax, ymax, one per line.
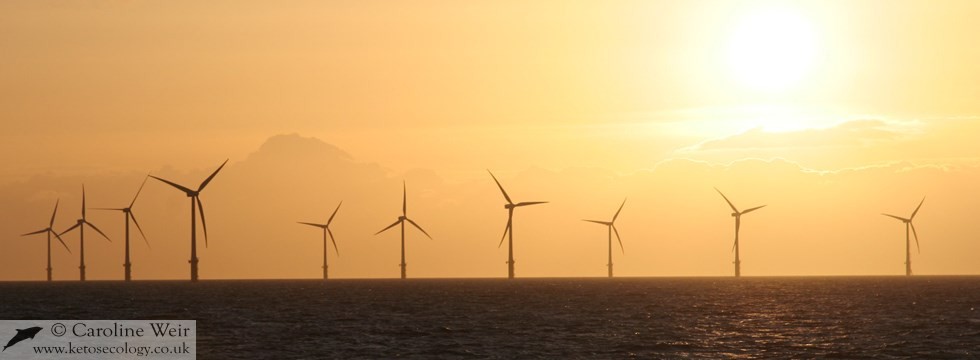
<box><xmin>1</xmin><ymin>277</ymin><xmax>979</xmax><ymax>359</ymax></box>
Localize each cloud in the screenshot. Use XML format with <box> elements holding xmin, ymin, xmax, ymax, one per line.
<box><xmin>685</xmin><ymin>119</ymin><xmax>909</xmax><ymax>151</ymax></box>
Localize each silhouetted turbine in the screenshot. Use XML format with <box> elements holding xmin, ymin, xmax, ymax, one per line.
<box><xmin>22</xmin><ymin>199</ymin><xmax>71</xmax><ymax>281</ymax></box>
<box><xmin>715</xmin><ymin>188</ymin><xmax>766</xmax><ymax>278</ymax></box>
<box><xmin>583</xmin><ymin>198</ymin><xmax>626</xmax><ymax>278</ymax></box>
<box><xmin>298</xmin><ymin>201</ymin><xmax>342</xmax><ymax>280</ymax></box>
<box><xmin>375</xmin><ymin>182</ymin><xmax>431</xmax><ymax>279</ymax></box>
<box><xmin>489</xmin><ymin>170</ymin><xmax>547</xmax><ymax>279</ymax></box>
<box><xmin>882</xmin><ymin>197</ymin><xmax>925</xmax><ymax>276</ymax></box>
<box><xmin>93</xmin><ymin>176</ymin><xmax>150</xmax><ymax>281</ymax></box>
<box><xmin>150</xmin><ymin>160</ymin><xmax>228</xmax><ymax>282</ymax></box>
<box><xmin>59</xmin><ymin>186</ymin><xmax>112</xmax><ymax>281</ymax></box>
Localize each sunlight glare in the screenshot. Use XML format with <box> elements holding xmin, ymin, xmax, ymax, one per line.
<box><xmin>726</xmin><ymin>7</ymin><xmax>819</xmax><ymax>93</ymax></box>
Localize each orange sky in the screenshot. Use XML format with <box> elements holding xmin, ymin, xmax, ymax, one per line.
<box><xmin>2</xmin><ymin>1</ymin><xmax>980</xmax><ymax>280</ymax></box>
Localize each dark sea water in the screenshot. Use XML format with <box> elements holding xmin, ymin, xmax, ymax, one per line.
<box><xmin>1</xmin><ymin>277</ymin><xmax>979</xmax><ymax>359</ymax></box>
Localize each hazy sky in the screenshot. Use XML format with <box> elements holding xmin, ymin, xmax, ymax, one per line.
<box><xmin>2</xmin><ymin>1</ymin><xmax>980</xmax><ymax>280</ymax></box>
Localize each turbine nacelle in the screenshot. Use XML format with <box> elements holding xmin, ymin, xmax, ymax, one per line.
<box><xmin>883</xmin><ymin>214</ymin><xmax>912</xmax><ymax>224</ymax></box>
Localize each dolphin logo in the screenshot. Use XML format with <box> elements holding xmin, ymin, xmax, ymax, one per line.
<box><xmin>3</xmin><ymin>327</ymin><xmax>42</xmax><ymax>352</ymax></box>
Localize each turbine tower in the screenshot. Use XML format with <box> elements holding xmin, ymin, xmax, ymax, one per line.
<box><xmin>488</xmin><ymin>170</ymin><xmax>547</xmax><ymax>279</ymax></box>
<box><xmin>298</xmin><ymin>201</ymin><xmax>342</xmax><ymax>280</ymax></box>
<box><xmin>715</xmin><ymin>188</ymin><xmax>766</xmax><ymax>277</ymax></box>
<box><xmin>882</xmin><ymin>197</ymin><xmax>925</xmax><ymax>276</ymax></box>
<box><xmin>375</xmin><ymin>182</ymin><xmax>431</xmax><ymax>279</ymax></box>
<box><xmin>22</xmin><ymin>199</ymin><xmax>71</xmax><ymax>281</ymax></box>
<box><xmin>583</xmin><ymin>198</ymin><xmax>626</xmax><ymax>278</ymax></box>
<box><xmin>93</xmin><ymin>176</ymin><xmax>151</xmax><ymax>281</ymax></box>
<box><xmin>150</xmin><ymin>160</ymin><xmax>228</xmax><ymax>282</ymax></box>
<box><xmin>59</xmin><ymin>186</ymin><xmax>112</xmax><ymax>281</ymax></box>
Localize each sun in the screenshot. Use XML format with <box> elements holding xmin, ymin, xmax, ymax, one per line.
<box><xmin>726</xmin><ymin>7</ymin><xmax>819</xmax><ymax>93</ymax></box>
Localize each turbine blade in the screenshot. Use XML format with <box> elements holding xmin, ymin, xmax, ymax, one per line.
<box><xmin>583</xmin><ymin>220</ymin><xmax>610</xmax><ymax>226</ymax></box>
<box><xmin>52</xmin><ymin>230</ymin><xmax>71</xmax><ymax>254</ymax></box>
<box><xmin>49</xmin><ymin>199</ymin><xmax>59</xmax><ymax>227</ymax></box>
<box><xmin>612</xmin><ymin>225</ymin><xmax>624</xmax><ymax>254</ymax></box>
<box><xmin>714</xmin><ymin>187</ymin><xmax>739</xmax><ymax>213</ymax></box>
<box><xmin>21</xmin><ymin>228</ymin><xmax>48</xmax><ymax>236</ymax></box>
<box><xmin>91</xmin><ymin>208</ymin><xmax>125</xmax><ymax>211</ymax></box>
<box><xmin>297</xmin><ymin>222</ymin><xmax>325</xmax><ymax>228</ymax></box>
<box><xmin>81</xmin><ymin>185</ymin><xmax>87</xmax><ymax>218</ymax></box>
<box><xmin>327</xmin><ymin>228</ymin><xmax>339</xmax><ymax>256</ymax></box>
<box><xmin>198</xmin><ymin>159</ymin><xmax>229</xmax><ymax>192</ymax></box>
<box><xmin>402</xmin><ymin>181</ymin><xmax>407</xmax><ymax>216</ymax></box>
<box><xmin>130</xmin><ymin>212</ymin><xmax>150</xmax><ymax>249</ymax></box>
<box><xmin>85</xmin><ymin>221</ymin><xmax>112</xmax><ymax>242</ymax></box>
<box><xmin>59</xmin><ymin>223</ymin><xmax>81</xmax><ymax>236</ymax></box>
<box><xmin>405</xmin><ymin>218</ymin><xmax>432</xmax><ymax>239</ymax></box>
<box><xmin>910</xmin><ymin>222</ymin><xmax>921</xmax><ymax>254</ymax></box>
<box><xmin>150</xmin><ymin>175</ymin><xmax>194</xmax><ymax>194</ymax></box>
<box><xmin>327</xmin><ymin>201</ymin><xmax>342</xmax><ymax>225</ymax></box>
<box><xmin>731</xmin><ymin>240</ymin><xmax>737</xmax><ymax>253</ymax></box>
<box><xmin>197</xmin><ymin>197</ymin><xmax>209</xmax><ymax>248</ymax></box>
<box><xmin>487</xmin><ymin>170</ymin><xmax>513</xmax><ymax>204</ymax></box>
<box><xmin>515</xmin><ymin>201</ymin><xmax>548</xmax><ymax>207</ymax></box>
<box><xmin>612</xmin><ymin>198</ymin><xmax>626</xmax><ymax>222</ymax></box>
<box><xmin>882</xmin><ymin>213</ymin><xmax>910</xmax><ymax>222</ymax></box>
<box><xmin>911</xmin><ymin>197</ymin><xmax>925</xmax><ymax>220</ymax></box>
<box><xmin>498</xmin><ymin>220</ymin><xmax>511</xmax><ymax>248</ymax></box>
<box><xmin>130</xmin><ymin>175</ymin><xmax>149</xmax><ymax>209</ymax></box>
<box><xmin>741</xmin><ymin>205</ymin><xmax>766</xmax><ymax>214</ymax></box>
<box><xmin>375</xmin><ymin>219</ymin><xmax>402</xmax><ymax>235</ymax></box>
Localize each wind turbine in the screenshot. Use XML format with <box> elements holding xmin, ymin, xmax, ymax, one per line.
<box><xmin>59</xmin><ymin>186</ymin><xmax>112</xmax><ymax>281</ymax></box>
<box><xmin>715</xmin><ymin>188</ymin><xmax>766</xmax><ymax>277</ymax></box>
<box><xmin>92</xmin><ymin>176</ymin><xmax>150</xmax><ymax>281</ymax></box>
<box><xmin>375</xmin><ymin>182</ymin><xmax>431</xmax><ymax>279</ymax></box>
<box><xmin>583</xmin><ymin>198</ymin><xmax>626</xmax><ymax>278</ymax></box>
<box><xmin>150</xmin><ymin>160</ymin><xmax>228</xmax><ymax>282</ymax></box>
<box><xmin>21</xmin><ymin>199</ymin><xmax>71</xmax><ymax>281</ymax></box>
<box><xmin>488</xmin><ymin>170</ymin><xmax>547</xmax><ymax>279</ymax></box>
<box><xmin>298</xmin><ymin>201</ymin><xmax>342</xmax><ymax>280</ymax></box>
<box><xmin>882</xmin><ymin>197</ymin><xmax>925</xmax><ymax>276</ymax></box>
